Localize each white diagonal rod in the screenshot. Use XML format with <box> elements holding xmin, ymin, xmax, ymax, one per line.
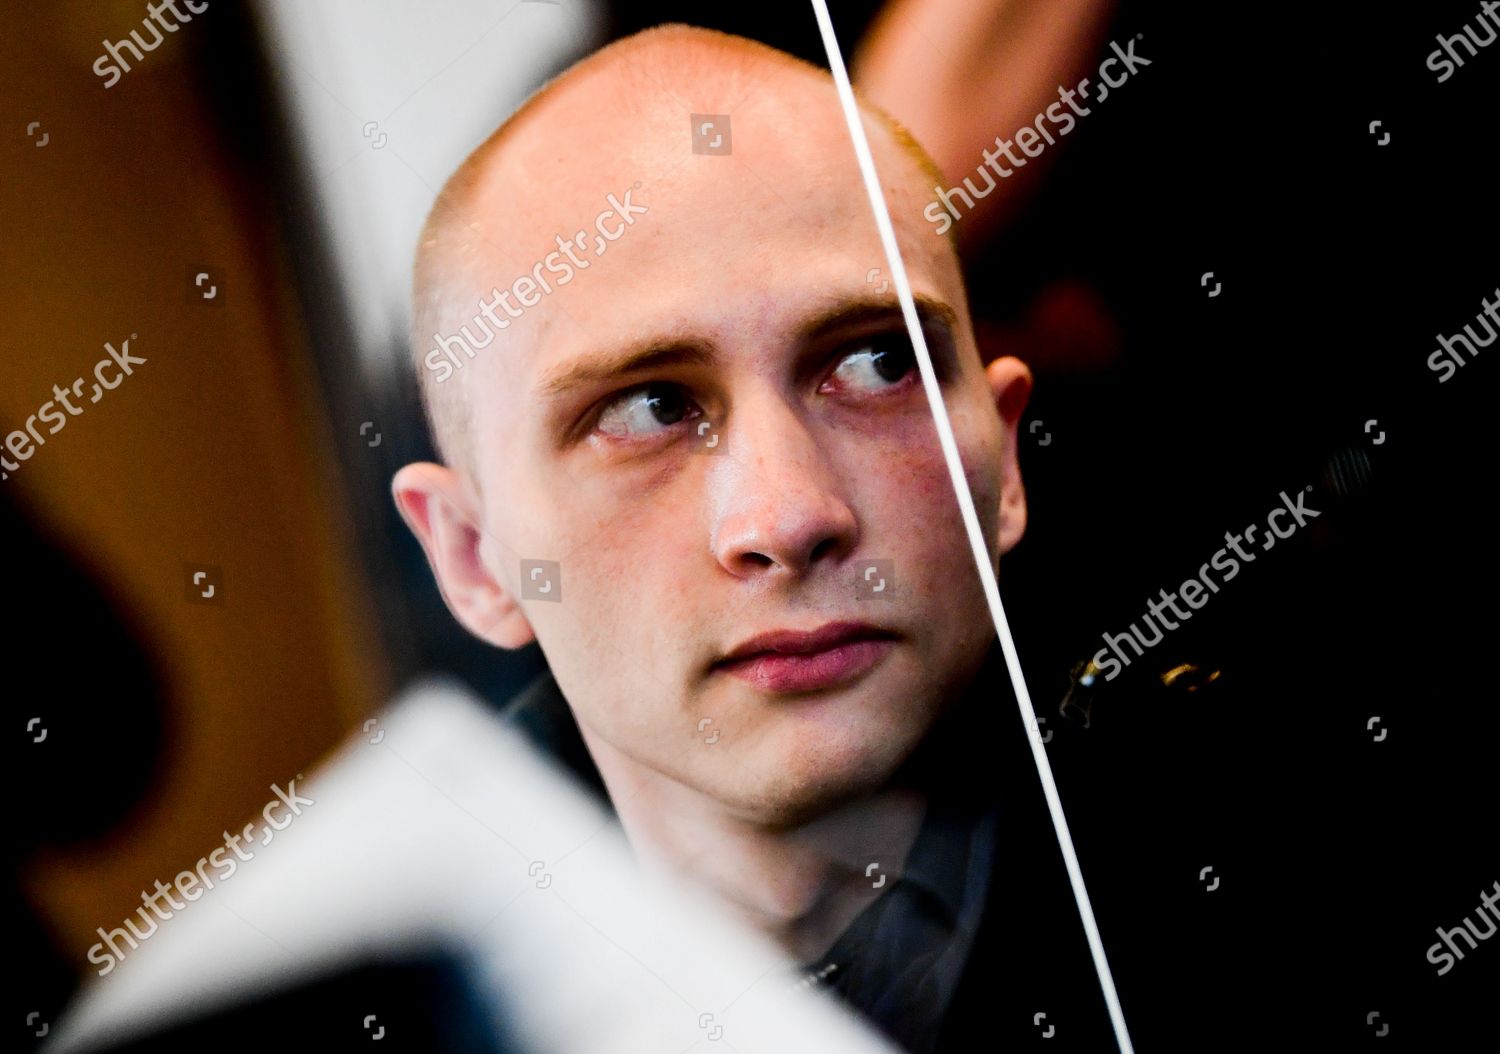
<box><xmin>805</xmin><ymin>4</ymin><xmax>1135</xmax><ymax>1050</ymax></box>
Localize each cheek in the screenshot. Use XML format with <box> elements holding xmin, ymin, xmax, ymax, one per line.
<box><xmin>518</xmin><ymin>474</ymin><xmax>701</xmax><ymax>682</ymax></box>
<box><xmin>852</xmin><ymin>399</ymin><xmax>1004</xmax><ymax>556</ymax></box>
<box><xmin>949</xmin><ymin>388</ymin><xmax>1007</xmax><ymax>545</ymax></box>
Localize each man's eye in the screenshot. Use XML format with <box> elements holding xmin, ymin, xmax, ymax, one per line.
<box><xmin>826</xmin><ymin>334</ymin><xmax>917</xmax><ymax>393</ymax></box>
<box><xmin>595</xmin><ymin>382</ymin><xmax>699</xmax><ymax>437</ymax></box>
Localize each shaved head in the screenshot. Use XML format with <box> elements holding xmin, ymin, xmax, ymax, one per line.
<box><xmin>410</xmin><ymin>23</ymin><xmax>946</xmax><ymax>474</ymax></box>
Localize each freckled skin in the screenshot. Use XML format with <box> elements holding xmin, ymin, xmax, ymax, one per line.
<box><xmin>395</xmin><ymin>37</ymin><xmax>1029</xmax><ymax>833</ymax></box>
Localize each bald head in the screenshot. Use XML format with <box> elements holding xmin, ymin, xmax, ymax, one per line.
<box><xmin>410</xmin><ymin>23</ymin><xmax>947</xmax><ymax>473</ymax></box>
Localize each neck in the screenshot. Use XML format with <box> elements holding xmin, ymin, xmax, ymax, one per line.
<box><xmin>577</xmin><ymin>724</ymin><xmax>929</xmax><ymax>963</ymax></box>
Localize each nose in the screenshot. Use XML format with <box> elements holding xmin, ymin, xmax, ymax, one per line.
<box><xmin>708</xmin><ymin>397</ymin><xmax>859</xmax><ymax>581</ymax></box>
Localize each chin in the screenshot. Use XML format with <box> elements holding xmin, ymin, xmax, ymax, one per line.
<box><xmin>723</xmin><ymin>730</ymin><xmax>919</xmax><ymax>828</ymax></box>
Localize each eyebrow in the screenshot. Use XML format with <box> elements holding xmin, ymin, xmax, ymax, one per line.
<box><xmin>535</xmin><ymin>293</ymin><xmax>959</xmax><ymax>399</ymax></box>
<box><xmin>537</xmin><ymin>343</ymin><xmax>715</xmax><ymax>398</ymax></box>
<box><xmin>799</xmin><ymin>293</ymin><xmax>958</xmax><ymax>346</ymax></box>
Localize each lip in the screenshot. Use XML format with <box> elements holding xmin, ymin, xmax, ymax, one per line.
<box><xmin>713</xmin><ymin>621</ymin><xmax>899</xmax><ymax>694</ymax></box>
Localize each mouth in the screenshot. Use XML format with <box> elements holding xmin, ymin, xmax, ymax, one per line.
<box><xmin>712</xmin><ymin>621</ymin><xmax>900</xmax><ymax>694</ymax></box>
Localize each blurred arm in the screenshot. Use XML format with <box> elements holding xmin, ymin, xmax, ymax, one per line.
<box><xmin>854</xmin><ymin>0</ymin><xmax>1117</xmax><ymax>247</ymax></box>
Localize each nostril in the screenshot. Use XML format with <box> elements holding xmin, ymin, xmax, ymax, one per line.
<box><xmin>741</xmin><ymin>551</ymin><xmax>774</xmax><ymax>570</ymax></box>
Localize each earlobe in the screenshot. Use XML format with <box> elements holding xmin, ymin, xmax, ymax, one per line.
<box><xmin>391</xmin><ymin>463</ymin><xmax>536</xmax><ymax>649</ymax></box>
<box><xmin>985</xmin><ymin>356</ymin><xmax>1032</xmax><ymax>555</ymax></box>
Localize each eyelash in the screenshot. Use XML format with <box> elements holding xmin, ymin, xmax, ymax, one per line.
<box><xmin>819</xmin><ymin>332</ymin><xmax>919</xmax><ymax>396</ymax></box>
<box><xmin>592</xmin><ymin>383</ymin><xmax>702</xmax><ymax>441</ymax></box>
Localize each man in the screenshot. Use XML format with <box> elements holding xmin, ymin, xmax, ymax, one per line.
<box><xmin>393</xmin><ymin>24</ymin><xmax>1111</xmax><ymax>1052</ymax></box>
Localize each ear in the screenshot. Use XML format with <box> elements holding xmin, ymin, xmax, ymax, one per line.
<box><xmin>391</xmin><ymin>462</ymin><xmax>535</xmax><ymax>649</ymax></box>
<box><xmin>985</xmin><ymin>356</ymin><xmax>1033</xmax><ymax>555</ymax></box>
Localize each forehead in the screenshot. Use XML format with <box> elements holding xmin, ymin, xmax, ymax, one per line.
<box><xmin>450</xmin><ymin>66</ymin><xmax>962</xmax><ymax>464</ymax></box>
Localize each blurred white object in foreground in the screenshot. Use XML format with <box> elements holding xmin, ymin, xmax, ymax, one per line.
<box><xmin>47</xmin><ymin>679</ymin><xmax>898</xmax><ymax>1054</ymax></box>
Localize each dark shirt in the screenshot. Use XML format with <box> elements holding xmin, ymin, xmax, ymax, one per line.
<box><xmin>801</xmin><ymin>792</ymin><xmax>999</xmax><ymax>1054</ymax></box>
<box><xmin>499</xmin><ymin>646</ymin><xmax>1117</xmax><ymax>1053</ymax></box>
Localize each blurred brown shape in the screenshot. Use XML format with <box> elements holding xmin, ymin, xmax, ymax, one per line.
<box><xmin>1</xmin><ymin>0</ymin><xmax>387</xmax><ymax>969</ymax></box>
